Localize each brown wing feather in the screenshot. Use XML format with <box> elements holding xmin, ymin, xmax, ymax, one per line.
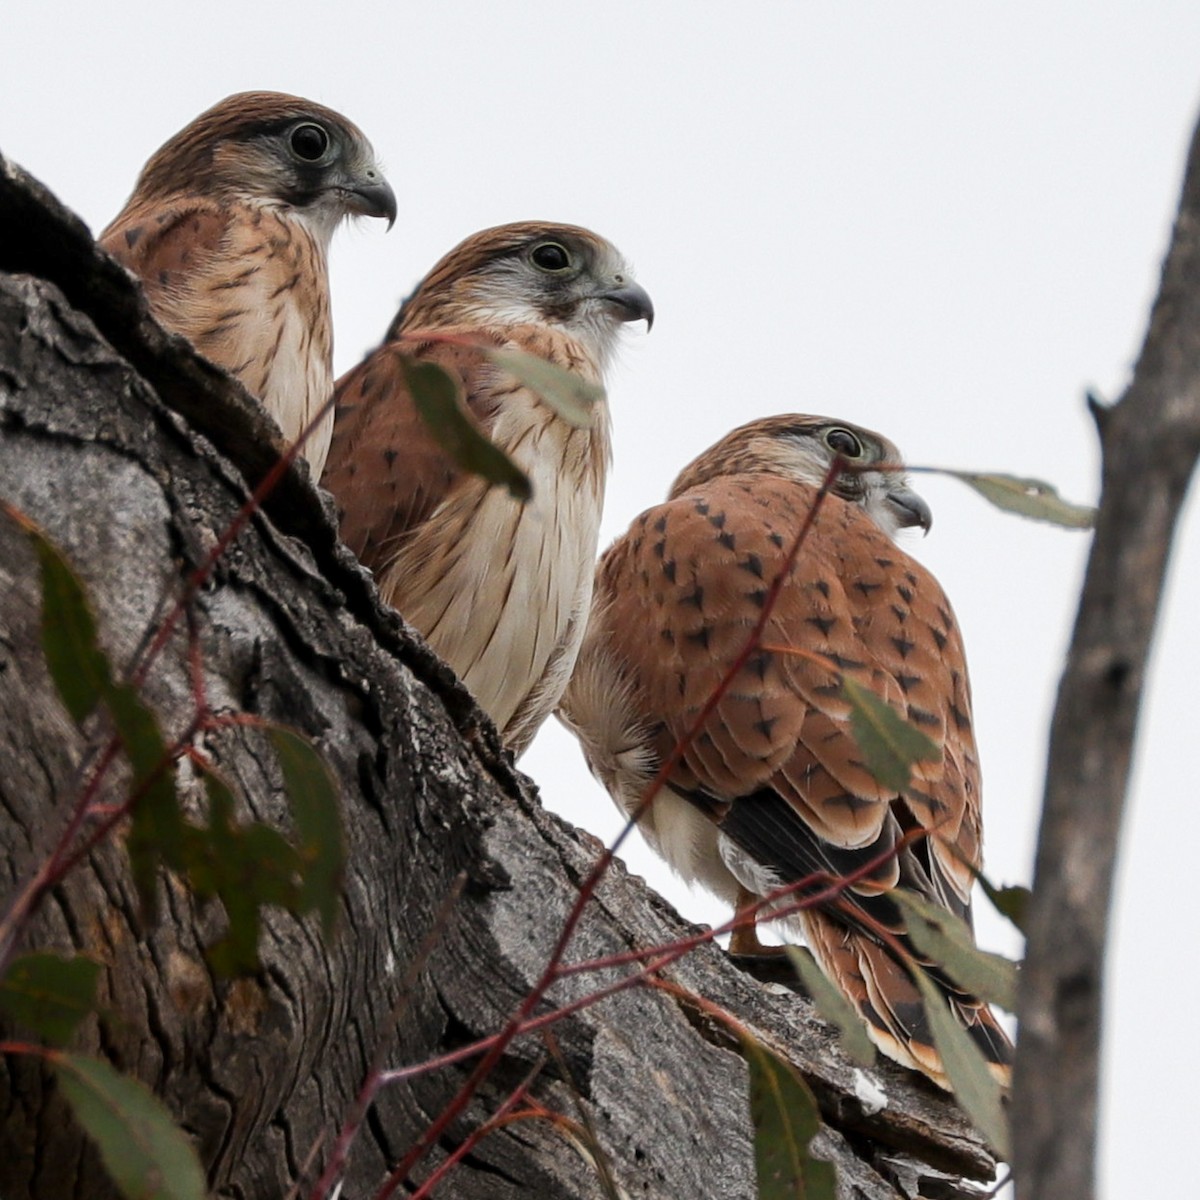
<box><xmin>601</xmin><ymin>473</ymin><xmax>979</xmax><ymax>895</ymax></box>
<box><xmin>594</xmin><ymin>472</ymin><xmax>1009</xmax><ymax>1083</ymax></box>
<box><xmin>100</xmin><ymin>199</ymin><xmax>235</xmax><ymax>329</ymax></box>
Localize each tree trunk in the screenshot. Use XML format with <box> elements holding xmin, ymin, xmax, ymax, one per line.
<box><xmin>0</xmin><ymin>154</ymin><xmax>992</xmax><ymax>1200</ymax></box>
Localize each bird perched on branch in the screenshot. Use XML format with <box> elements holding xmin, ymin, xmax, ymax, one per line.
<box><xmin>558</xmin><ymin>414</ymin><xmax>1012</xmax><ymax>1088</ymax></box>
<box><xmin>99</xmin><ymin>91</ymin><xmax>396</xmax><ymax>479</ymax></box>
<box><xmin>323</xmin><ymin>222</ymin><xmax>653</xmax><ymax>754</ymax></box>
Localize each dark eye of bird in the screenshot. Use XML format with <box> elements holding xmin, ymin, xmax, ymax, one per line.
<box><xmin>824</xmin><ymin>428</ymin><xmax>863</xmax><ymax>458</ymax></box>
<box><xmin>289</xmin><ymin>123</ymin><xmax>331</xmax><ymax>162</ymax></box>
<box><xmin>531</xmin><ymin>242</ymin><xmax>571</xmax><ymax>271</ymax></box>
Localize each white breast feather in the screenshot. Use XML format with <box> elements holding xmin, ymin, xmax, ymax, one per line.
<box><xmin>185</xmin><ymin>210</ymin><xmax>334</xmax><ymax>477</ymax></box>
<box><xmin>383</xmin><ymin>388</ymin><xmax>609</xmax><ymax>746</ymax></box>
<box><xmin>257</xmin><ymin>216</ymin><xmax>333</xmax><ymax>477</ymax></box>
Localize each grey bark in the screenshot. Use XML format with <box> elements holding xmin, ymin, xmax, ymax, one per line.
<box><xmin>1012</xmin><ymin>113</ymin><xmax>1200</xmax><ymax>1198</ymax></box>
<box><xmin>0</xmin><ymin>154</ymin><xmax>992</xmax><ymax>1200</ymax></box>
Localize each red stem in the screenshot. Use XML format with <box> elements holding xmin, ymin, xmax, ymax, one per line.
<box><xmin>304</xmin><ymin>874</ymin><xmax>469</xmax><ymax>1200</ymax></box>
<box><xmin>375</xmin><ymin>823</ymin><xmax>931</xmax><ymax>1091</ymax></box>
<box><xmin>130</xmin><ymin>390</ymin><xmax>334</xmax><ymax>690</ymax></box>
<box><xmin>399</xmin><ymin>1060</ymin><xmax>544</xmax><ymax>1200</ymax></box>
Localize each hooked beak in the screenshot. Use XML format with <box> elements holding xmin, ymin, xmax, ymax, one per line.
<box><xmin>886</xmin><ymin>483</ymin><xmax>933</xmax><ymax>534</ymax></box>
<box><xmin>598</xmin><ymin>280</ymin><xmax>654</xmax><ymax>330</ymax></box>
<box><xmin>345</xmin><ymin>170</ymin><xmax>398</xmax><ymax>229</ymax></box>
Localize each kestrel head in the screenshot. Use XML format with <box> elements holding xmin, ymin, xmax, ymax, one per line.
<box><xmin>124</xmin><ymin>91</ymin><xmax>396</xmax><ymax>239</ymax></box>
<box><xmin>390</xmin><ymin>222</ymin><xmax>653</xmax><ymax>370</ymax></box>
<box><xmin>671</xmin><ymin>413</ymin><xmax>933</xmax><ymax>538</ymax></box>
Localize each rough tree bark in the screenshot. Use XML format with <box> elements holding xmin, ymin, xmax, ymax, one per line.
<box><xmin>0</xmin><ymin>155</ymin><xmax>994</xmax><ymax>1199</ymax></box>
<box><xmin>1012</xmin><ymin>113</ymin><xmax>1200</xmax><ymax>1198</ymax></box>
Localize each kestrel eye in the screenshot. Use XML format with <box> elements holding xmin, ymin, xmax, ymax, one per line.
<box><xmin>289</xmin><ymin>123</ymin><xmax>331</xmax><ymax>162</ymax></box>
<box><xmin>824</xmin><ymin>428</ymin><xmax>864</xmax><ymax>458</ymax></box>
<box><xmin>531</xmin><ymin>242</ymin><xmax>571</xmax><ymax>272</ymax></box>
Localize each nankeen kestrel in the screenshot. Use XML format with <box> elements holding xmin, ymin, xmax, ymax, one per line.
<box><xmin>323</xmin><ymin>222</ymin><xmax>652</xmax><ymax>754</ymax></box>
<box><xmin>559</xmin><ymin>415</ymin><xmax>1012</xmax><ymax>1087</ymax></box>
<box><xmin>99</xmin><ymin>91</ymin><xmax>396</xmax><ymax>479</ymax></box>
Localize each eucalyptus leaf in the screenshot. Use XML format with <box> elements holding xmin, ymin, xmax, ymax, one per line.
<box><xmin>941</xmin><ymin>470</ymin><xmax>1095</xmax><ymax>529</ymax></box>
<box><xmin>840</xmin><ymin>677</ymin><xmax>941</xmax><ymax>792</ymax></box>
<box><xmin>183</xmin><ymin>766</ymin><xmax>303</xmax><ymax>975</ymax></box>
<box><xmin>0</xmin><ymin>953</ymin><xmax>101</xmax><ymax>1045</ymax></box>
<box><xmin>912</xmin><ymin>970</ymin><xmax>1011</xmax><ymax>1159</ymax></box>
<box><xmin>891</xmin><ymin>891</ymin><xmax>1018</xmax><ymax>1011</ymax></box>
<box><xmin>784</xmin><ymin>946</ymin><xmax>875</xmax><ymax>1066</ymax></box>
<box><xmin>403</xmin><ymin>357</ymin><xmax>532</xmax><ymax>501</ymax></box>
<box><xmin>268</xmin><ymin>725</ymin><xmax>345</xmax><ymax>936</ymax></box>
<box><xmin>482</xmin><ymin>346</ymin><xmax>604</xmax><ymax>428</ymax></box>
<box><xmin>976</xmin><ymin>874</ymin><xmax>1031</xmax><ymax>934</ymax></box>
<box><xmin>111</xmin><ymin>682</ymin><xmax>185</xmax><ymax>911</ymax></box>
<box><xmin>31</xmin><ymin>531</ymin><xmax>111</xmax><ymax>723</ymax></box>
<box><xmin>741</xmin><ymin>1033</ymin><xmax>838</xmax><ymax>1199</ymax></box>
<box><xmin>55</xmin><ymin>1053</ymin><xmax>207</xmax><ymax>1200</ymax></box>
<box><xmin>28</xmin><ymin>522</ymin><xmax>182</xmax><ymax>910</ymax></box>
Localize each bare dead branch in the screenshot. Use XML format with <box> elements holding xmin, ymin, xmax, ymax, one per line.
<box><xmin>1013</xmin><ymin>108</ymin><xmax>1200</xmax><ymax>1200</ymax></box>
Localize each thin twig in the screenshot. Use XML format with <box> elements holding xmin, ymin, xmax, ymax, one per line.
<box><xmin>0</xmin><ymin>386</ymin><xmax>333</xmax><ymax>961</ymax></box>
<box><xmin>377</xmin><ymin>826</ymin><xmax>931</xmax><ymax>1091</ymax></box>
<box><xmin>381</xmin><ymin>1059</ymin><xmax>546</xmax><ymax>1200</ymax></box>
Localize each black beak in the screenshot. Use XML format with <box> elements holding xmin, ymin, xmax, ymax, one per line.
<box><xmin>347</xmin><ymin>173</ymin><xmax>398</xmax><ymax>229</ymax></box>
<box><xmin>599</xmin><ymin>281</ymin><xmax>654</xmax><ymax>330</ymax></box>
<box><xmin>887</xmin><ymin>483</ymin><xmax>933</xmax><ymax>534</ymax></box>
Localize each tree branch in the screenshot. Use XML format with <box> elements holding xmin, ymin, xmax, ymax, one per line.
<box><xmin>1013</xmin><ymin>110</ymin><xmax>1200</xmax><ymax>1199</ymax></box>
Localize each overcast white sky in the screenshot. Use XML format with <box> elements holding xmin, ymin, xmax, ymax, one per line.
<box><xmin>5</xmin><ymin>3</ymin><xmax>1199</xmax><ymax>1194</ymax></box>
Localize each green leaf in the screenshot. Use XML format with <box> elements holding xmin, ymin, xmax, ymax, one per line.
<box><xmin>783</xmin><ymin>947</ymin><xmax>875</xmax><ymax>1067</ymax></box>
<box><xmin>911</xmin><ymin>970</ymin><xmax>1011</xmax><ymax>1159</ymax></box>
<box><xmin>890</xmin><ymin>891</ymin><xmax>1018</xmax><ymax>1012</ymax></box>
<box><xmin>402</xmin><ymin>357</ymin><xmax>532</xmax><ymax>501</ymax></box>
<box><xmin>22</xmin><ymin>522</ymin><xmax>344</xmax><ymax>980</ymax></box>
<box><xmin>182</xmin><ymin>766</ymin><xmax>303</xmax><ymax>976</ymax></box>
<box><xmin>114</xmin><ymin>683</ymin><xmax>185</xmax><ymax>911</ymax></box>
<box><xmin>55</xmin><ymin>1053</ymin><xmax>207</xmax><ymax>1200</ymax></box>
<box><xmin>740</xmin><ymin>1034</ymin><xmax>838</xmax><ymax>1200</ymax></box>
<box><xmin>481</xmin><ymin>346</ymin><xmax>605</xmax><ymax>428</ymax></box>
<box><xmin>32</xmin><ymin>532</ymin><xmax>112</xmax><ymax>723</ymax></box>
<box><xmin>0</xmin><ymin>953</ymin><xmax>101</xmax><ymax>1044</ymax></box>
<box><xmin>27</xmin><ymin>523</ymin><xmax>183</xmax><ymax>910</ymax></box>
<box><xmin>840</xmin><ymin>677</ymin><xmax>941</xmax><ymax>792</ymax></box>
<box><xmin>976</xmin><ymin>875</ymin><xmax>1031</xmax><ymax>934</ymax></box>
<box><xmin>942</xmin><ymin>470</ymin><xmax>1095</xmax><ymax>529</ymax></box>
<box><xmin>267</xmin><ymin>725</ymin><xmax>344</xmax><ymax>936</ymax></box>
